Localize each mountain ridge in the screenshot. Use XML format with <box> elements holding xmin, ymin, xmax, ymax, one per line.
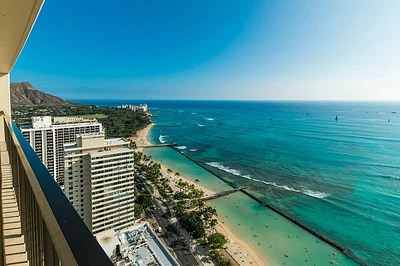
<box><xmin>11</xmin><ymin>82</ymin><xmax>73</xmax><ymax>106</ymax></box>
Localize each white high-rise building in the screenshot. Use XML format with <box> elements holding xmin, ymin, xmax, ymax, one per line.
<box><xmin>20</xmin><ymin>116</ymin><xmax>103</xmax><ymax>183</ymax></box>
<box><xmin>63</xmin><ymin>134</ymin><xmax>135</xmax><ymax>234</ymax></box>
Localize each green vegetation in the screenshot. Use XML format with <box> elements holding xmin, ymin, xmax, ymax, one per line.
<box><xmin>210</xmin><ymin>250</ymin><xmax>233</xmax><ymax>266</ymax></box>
<box><xmin>207</xmin><ymin>233</ymin><xmax>227</xmax><ymax>249</ymax></box>
<box><xmin>134</xmin><ymin>194</ymin><xmax>153</xmax><ymax>219</ymax></box>
<box><xmin>11</xmin><ymin>104</ymin><xmax>151</xmax><ymax>138</ymax></box>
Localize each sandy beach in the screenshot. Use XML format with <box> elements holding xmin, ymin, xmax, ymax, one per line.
<box><xmin>130</xmin><ymin>123</ymin><xmax>270</xmax><ymax>266</ymax></box>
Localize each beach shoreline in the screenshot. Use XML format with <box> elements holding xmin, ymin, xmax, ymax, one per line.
<box><xmin>130</xmin><ymin>123</ymin><xmax>271</xmax><ymax>266</ymax></box>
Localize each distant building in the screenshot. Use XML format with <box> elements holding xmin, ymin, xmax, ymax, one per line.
<box><xmin>64</xmin><ymin>133</ymin><xmax>135</xmax><ymax>234</ymax></box>
<box><xmin>20</xmin><ymin>116</ymin><xmax>103</xmax><ymax>183</ymax></box>
<box><xmin>138</xmin><ymin>104</ymin><xmax>148</xmax><ymax>112</ymax></box>
<box><xmin>117</xmin><ymin>103</ymin><xmax>148</xmax><ymax>112</ymax></box>
<box><xmin>96</xmin><ymin>223</ymin><xmax>179</xmax><ymax>266</ymax></box>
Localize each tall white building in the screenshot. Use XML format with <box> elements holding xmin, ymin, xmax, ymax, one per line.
<box><xmin>64</xmin><ymin>134</ymin><xmax>135</xmax><ymax>234</ymax></box>
<box><xmin>20</xmin><ymin>116</ymin><xmax>103</xmax><ymax>183</ymax></box>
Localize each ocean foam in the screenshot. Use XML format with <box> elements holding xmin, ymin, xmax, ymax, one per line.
<box><xmin>159</xmin><ymin>135</ymin><xmax>168</xmax><ymax>144</ymax></box>
<box><xmin>302</xmin><ymin>190</ymin><xmax>329</xmax><ymax>199</ymax></box>
<box><xmin>196</xmin><ymin>123</ymin><xmax>205</xmax><ymax>127</ymax></box>
<box><xmin>206</xmin><ymin>162</ymin><xmax>329</xmax><ymax>199</ymax></box>
<box><xmin>176</xmin><ymin>146</ymin><xmax>187</xmax><ymax>150</ymax></box>
<box><xmin>205</xmin><ymin>118</ymin><xmax>215</xmax><ymax>121</ymax></box>
<box><xmin>191</xmin><ymin>112</ymin><xmax>198</xmax><ymax>115</ymax></box>
<box><xmin>206</xmin><ymin>162</ymin><xmax>245</xmax><ymax>177</ymax></box>
<box><xmin>189</xmin><ymin>149</ymin><xmax>197</xmax><ymax>152</ymax></box>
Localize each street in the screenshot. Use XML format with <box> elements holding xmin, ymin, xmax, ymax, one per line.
<box><xmin>135</xmin><ymin>175</ymin><xmax>200</xmax><ymax>266</ymax></box>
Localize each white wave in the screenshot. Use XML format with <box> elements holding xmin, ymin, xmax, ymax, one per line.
<box><xmin>189</xmin><ymin>149</ymin><xmax>197</xmax><ymax>152</ymax></box>
<box><xmin>176</xmin><ymin>146</ymin><xmax>187</xmax><ymax>150</ymax></box>
<box><xmin>178</xmin><ymin>110</ymin><xmax>183</xmax><ymax>113</ymax></box>
<box><xmin>196</xmin><ymin>123</ymin><xmax>205</xmax><ymax>127</ymax></box>
<box><xmin>205</xmin><ymin>118</ymin><xmax>215</xmax><ymax>121</ymax></box>
<box><xmin>302</xmin><ymin>190</ymin><xmax>329</xmax><ymax>199</ymax></box>
<box><xmin>206</xmin><ymin>162</ymin><xmax>328</xmax><ymax>199</ymax></box>
<box><xmin>206</xmin><ymin>162</ymin><xmax>248</xmax><ymax>178</ymax></box>
<box><xmin>191</xmin><ymin>112</ymin><xmax>198</xmax><ymax>115</ymax></box>
<box><xmin>177</xmin><ymin>123</ymin><xmax>181</xmax><ymax>125</ymax></box>
<box><xmin>159</xmin><ymin>135</ymin><xmax>168</xmax><ymax>144</ymax></box>
<box><xmin>260</xmin><ymin>181</ymin><xmax>328</xmax><ymax>198</ymax></box>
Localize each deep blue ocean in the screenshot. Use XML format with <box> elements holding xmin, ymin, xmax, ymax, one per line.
<box><xmin>77</xmin><ymin>100</ymin><xmax>400</xmax><ymax>265</ymax></box>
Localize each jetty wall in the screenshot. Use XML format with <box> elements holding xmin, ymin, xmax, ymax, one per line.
<box><xmin>139</xmin><ymin>143</ymin><xmax>177</xmax><ymax>148</ymax></box>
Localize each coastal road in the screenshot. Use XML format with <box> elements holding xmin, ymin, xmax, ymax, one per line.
<box><xmin>135</xmin><ymin>175</ymin><xmax>200</xmax><ymax>266</ymax></box>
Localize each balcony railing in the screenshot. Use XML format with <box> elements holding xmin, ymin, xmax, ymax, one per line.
<box><xmin>0</xmin><ymin>111</ymin><xmax>112</xmax><ymax>266</ymax></box>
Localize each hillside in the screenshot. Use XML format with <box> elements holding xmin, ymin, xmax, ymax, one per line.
<box><xmin>11</xmin><ymin>82</ymin><xmax>72</xmax><ymax>106</ymax></box>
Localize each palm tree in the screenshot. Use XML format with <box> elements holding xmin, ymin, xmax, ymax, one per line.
<box><xmin>167</xmin><ymin>168</ymin><xmax>173</xmax><ymax>177</ymax></box>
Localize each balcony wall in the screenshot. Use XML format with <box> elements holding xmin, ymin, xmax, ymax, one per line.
<box><xmin>0</xmin><ymin>111</ymin><xmax>113</xmax><ymax>265</ymax></box>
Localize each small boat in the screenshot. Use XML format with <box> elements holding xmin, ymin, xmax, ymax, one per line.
<box><xmin>307</xmin><ymin>112</ymin><xmax>309</xmax><ymax>115</ymax></box>
<box><xmin>388</xmin><ymin>119</ymin><xmax>390</xmax><ymax>122</ymax></box>
<box><xmin>335</xmin><ymin>116</ymin><xmax>338</xmax><ymax>121</ymax></box>
<box><xmin>392</xmin><ymin>111</ymin><xmax>397</xmax><ymax>114</ymax></box>
<box><xmin>269</xmin><ymin>117</ymin><xmax>273</xmax><ymax>120</ymax></box>
<box><xmin>284</xmin><ymin>254</ymin><xmax>289</xmax><ymax>258</ymax></box>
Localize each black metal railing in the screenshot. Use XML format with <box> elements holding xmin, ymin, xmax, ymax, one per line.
<box><xmin>1</xmin><ymin>111</ymin><xmax>112</xmax><ymax>266</ymax></box>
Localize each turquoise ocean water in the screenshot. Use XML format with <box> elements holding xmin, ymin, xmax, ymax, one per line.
<box><xmin>78</xmin><ymin>100</ymin><xmax>400</xmax><ymax>265</ymax></box>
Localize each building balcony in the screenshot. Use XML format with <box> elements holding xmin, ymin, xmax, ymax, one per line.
<box><xmin>0</xmin><ymin>111</ymin><xmax>113</xmax><ymax>265</ymax></box>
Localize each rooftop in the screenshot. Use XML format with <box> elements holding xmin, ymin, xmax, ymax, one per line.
<box><xmin>96</xmin><ymin>223</ymin><xmax>178</xmax><ymax>266</ymax></box>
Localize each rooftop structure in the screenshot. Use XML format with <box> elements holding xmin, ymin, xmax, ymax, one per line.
<box><xmin>96</xmin><ymin>223</ymin><xmax>179</xmax><ymax>266</ymax></box>
<box><xmin>53</xmin><ymin>116</ymin><xmax>97</xmax><ymax>124</ymax></box>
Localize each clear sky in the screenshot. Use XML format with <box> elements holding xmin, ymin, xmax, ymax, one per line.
<box><xmin>12</xmin><ymin>0</ymin><xmax>400</xmax><ymax>100</ymax></box>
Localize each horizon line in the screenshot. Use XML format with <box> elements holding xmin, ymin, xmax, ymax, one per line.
<box><xmin>67</xmin><ymin>99</ymin><xmax>400</xmax><ymax>103</ymax></box>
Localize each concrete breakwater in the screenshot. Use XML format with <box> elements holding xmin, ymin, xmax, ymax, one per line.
<box><xmin>139</xmin><ymin>143</ymin><xmax>178</xmax><ymax>148</ymax></box>
<box><xmin>169</xmin><ymin>146</ymin><xmax>365</xmax><ymax>265</ymax></box>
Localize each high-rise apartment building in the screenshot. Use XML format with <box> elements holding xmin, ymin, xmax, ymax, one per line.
<box><xmin>63</xmin><ymin>133</ymin><xmax>135</xmax><ymax>234</ymax></box>
<box><xmin>20</xmin><ymin>116</ymin><xmax>103</xmax><ymax>183</ymax></box>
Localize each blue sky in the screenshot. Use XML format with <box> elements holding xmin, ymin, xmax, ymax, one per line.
<box><xmin>12</xmin><ymin>0</ymin><xmax>400</xmax><ymax>100</ymax></box>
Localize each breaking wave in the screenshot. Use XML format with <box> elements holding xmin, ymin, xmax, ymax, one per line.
<box><xmin>159</xmin><ymin>135</ymin><xmax>168</xmax><ymax>144</ymax></box>
<box><xmin>189</xmin><ymin>149</ymin><xmax>197</xmax><ymax>152</ymax></box>
<box><xmin>205</xmin><ymin>117</ymin><xmax>215</xmax><ymax>121</ymax></box>
<box><xmin>176</xmin><ymin>146</ymin><xmax>187</xmax><ymax>150</ymax></box>
<box><xmin>206</xmin><ymin>162</ymin><xmax>329</xmax><ymax>199</ymax></box>
<box><xmin>196</xmin><ymin>123</ymin><xmax>205</xmax><ymax>127</ymax></box>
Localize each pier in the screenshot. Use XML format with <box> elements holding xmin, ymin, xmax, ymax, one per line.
<box><xmin>203</xmin><ymin>188</ymin><xmax>241</xmax><ymax>201</ymax></box>
<box><xmin>138</xmin><ymin>143</ymin><xmax>177</xmax><ymax>148</ymax></box>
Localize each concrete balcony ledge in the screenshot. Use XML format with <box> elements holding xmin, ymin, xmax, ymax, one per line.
<box><xmin>1</xmin><ymin>111</ymin><xmax>113</xmax><ymax>265</ymax></box>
